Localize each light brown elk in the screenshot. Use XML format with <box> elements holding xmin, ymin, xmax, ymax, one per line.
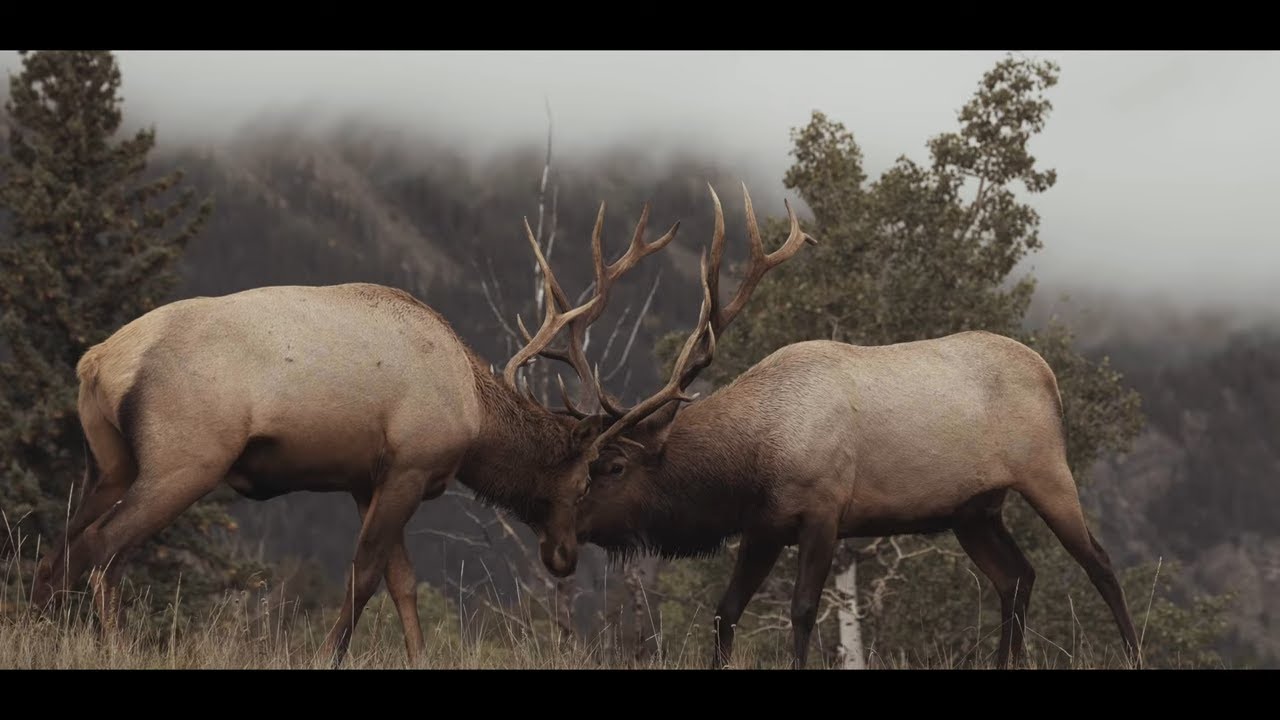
<box><xmin>29</xmin><ymin>200</ymin><xmax>686</xmax><ymax>665</ymax></box>
<box><xmin>572</xmin><ymin>186</ymin><xmax>1142</xmax><ymax>669</ymax></box>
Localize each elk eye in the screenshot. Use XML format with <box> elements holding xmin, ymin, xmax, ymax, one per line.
<box><xmin>608</xmin><ymin>462</ymin><xmax>625</xmax><ymax>475</ymax></box>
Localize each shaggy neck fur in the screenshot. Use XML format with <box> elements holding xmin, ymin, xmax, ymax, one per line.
<box><xmin>597</xmin><ymin>399</ymin><xmax>769</xmax><ymax>561</ymax></box>
<box><xmin>456</xmin><ymin>358</ymin><xmax>577</xmax><ymax>526</ymax></box>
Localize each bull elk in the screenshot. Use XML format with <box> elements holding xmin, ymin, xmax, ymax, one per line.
<box><xmin>30</xmin><ymin>199</ymin><xmax>687</xmax><ymax>666</ymax></box>
<box><xmin>573</xmin><ymin>186</ymin><xmax>1142</xmax><ymax>669</ymax></box>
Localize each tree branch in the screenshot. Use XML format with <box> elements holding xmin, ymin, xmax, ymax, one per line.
<box><xmin>604</xmin><ymin>270</ymin><xmax>661</xmax><ymax>383</ymax></box>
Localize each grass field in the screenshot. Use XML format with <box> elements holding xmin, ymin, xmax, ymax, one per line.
<box><xmin>0</xmin><ymin>586</ymin><xmax>748</xmax><ymax>670</ymax></box>
<box><xmin>0</xmin><ymin>534</ymin><xmax>1186</xmax><ymax>670</ymax></box>
<box><xmin>1</xmin><ymin>581</ymin><xmax>1161</xmax><ymax>670</ymax></box>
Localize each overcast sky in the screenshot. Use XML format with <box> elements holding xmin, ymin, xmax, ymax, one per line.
<box><xmin>3</xmin><ymin>50</ymin><xmax>1277</xmax><ymax>314</ymax></box>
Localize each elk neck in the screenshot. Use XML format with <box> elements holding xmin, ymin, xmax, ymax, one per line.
<box><xmin>456</xmin><ymin>360</ymin><xmax>579</xmax><ymax>525</ymax></box>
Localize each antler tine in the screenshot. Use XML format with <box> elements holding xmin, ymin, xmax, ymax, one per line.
<box><xmin>593</xmin><ymin>363</ymin><xmax>630</xmax><ymax>418</ymax></box>
<box><xmin>715</xmin><ymin>184</ymin><xmax>816</xmax><ymax>332</ymax></box>
<box><xmin>531</xmin><ymin>201</ymin><xmax>681</xmax><ymax>411</ymax></box>
<box><xmin>517</xmin><ymin>314</ymin><xmax>575</xmax><ymax>367</ymax></box>
<box><xmin>668</xmin><ymin>184</ymin><xmax>816</xmax><ymax>392</ymax></box>
<box><xmin>592</xmin><ymin>249</ymin><xmax>713</xmax><ymax>452</ymax></box>
<box><xmin>589</xmin><ymin>202</ymin><xmax>608</xmax><ymax>305</ymax></box>
<box><xmin>524</xmin><ymin>217</ymin><xmax>573</xmax><ymax>312</ymax></box>
<box><xmin>520</xmin><ymin>371</ymin><xmax>541</xmax><ymax>405</ymax></box>
<box><xmin>603</xmin><ymin>202</ymin><xmax>681</xmax><ymax>283</ymax></box>
<box><xmin>502</xmin><ymin>219</ymin><xmax>601</xmax><ymax>391</ymax></box>
<box><xmin>503</xmin><ymin>293</ymin><xmax>598</xmax><ymax>389</ymax></box>
<box><xmin>516</xmin><ymin>205</ymin><xmax>607</xmax><ymax>376</ymax></box>
<box><xmin>555</xmin><ymin>373</ymin><xmax>591</xmax><ymax>419</ymax></box>
<box><xmin>706</xmin><ymin>184</ymin><xmax>727</xmax><ymax>331</ymax></box>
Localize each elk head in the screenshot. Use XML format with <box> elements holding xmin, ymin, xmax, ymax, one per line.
<box><xmin>574</xmin><ymin>184</ymin><xmax>815</xmax><ymax>543</ymax></box>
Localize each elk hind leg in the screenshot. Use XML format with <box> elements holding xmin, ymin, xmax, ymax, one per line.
<box><xmin>56</xmin><ymin>460</ymin><xmax>226</xmax><ymax>635</ymax></box>
<box><xmin>954</xmin><ymin>514</ymin><xmax>1035</xmax><ymax>668</ymax></box>
<box><xmin>33</xmin><ymin>411</ymin><xmax>137</xmax><ymax>610</ymax></box>
<box><xmin>1018</xmin><ymin>464</ymin><xmax>1141</xmax><ymax>668</ymax></box>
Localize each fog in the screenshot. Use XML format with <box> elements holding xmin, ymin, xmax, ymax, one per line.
<box><xmin>4</xmin><ymin>50</ymin><xmax>1278</xmax><ymax>313</ymax></box>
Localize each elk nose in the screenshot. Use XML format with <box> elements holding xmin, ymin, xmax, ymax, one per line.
<box><xmin>549</xmin><ymin>545</ymin><xmax>576</xmax><ymax>578</ymax></box>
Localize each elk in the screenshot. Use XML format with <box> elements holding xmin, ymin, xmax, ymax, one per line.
<box><xmin>29</xmin><ymin>200</ymin><xmax>685</xmax><ymax>666</ymax></box>
<box><xmin>572</xmin><ymin>186</ymin><xmax>1142</xmax><ymax>670</ymax></box>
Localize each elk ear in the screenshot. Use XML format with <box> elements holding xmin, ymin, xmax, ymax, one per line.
<box><xmin>649</xmin><ymin>401</ymin><xmax>682</xmax><ymax>428</ymax></box>
<box><xmin>638</xmin><ymin>401</ymin><xmax>682</xmax><ymax>444</ymax></box>
<box><xmin>572</xmin><ymin>414</ymin><xmax>604</xmax><ymax>447</ymax></box>
<box><xmin>646</xmin><ymin>420</ymin><xmax>677</xmax><ymax>455</ymax></box>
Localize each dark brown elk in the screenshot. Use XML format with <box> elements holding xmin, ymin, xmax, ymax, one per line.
<box><xmin>29</xmin><ymin>200</ymin><xmax>686</xmax><ymax>666</ymax></box>
<box><xmin>573</xmin><ymin>187</ymin><xmax>1142</xmax><ymax>670</ymax></box>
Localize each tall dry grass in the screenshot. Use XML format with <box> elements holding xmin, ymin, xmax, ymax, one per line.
<box><xmin>0</xmin><ymin>526</ymin><xmax>1202</xmax><ymax>670</ymax></box>
<box><xmin>0</xmin><ymin>581</ymin><xmax>763</xmax><ymax>670</ymax></box>
<box><xmin>0</xmin><ymin>579</ymin><xmax>1168</xmax><ymax>669</ymax></box>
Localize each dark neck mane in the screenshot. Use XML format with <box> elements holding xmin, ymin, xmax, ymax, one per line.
<box><xmin>457</xmin><ymin>355</ymin><xmax>574</xmax><ymax>525</ymax></box>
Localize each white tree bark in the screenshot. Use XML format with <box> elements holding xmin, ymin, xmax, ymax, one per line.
<box><xmin>836</xmin><ymin>559</ymin><xmax>866</xmax><ymax>669</ymax></box>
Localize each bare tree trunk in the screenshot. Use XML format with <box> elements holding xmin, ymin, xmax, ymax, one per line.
<box><xmin>622</xmin><ymin>556</ymin><xmax>661</xmax><ymax>663</ymax></box>
<box><xmin>554</xmin><ymin>575</ymin><xmax>578</xmax><ymax>640</ymax></box>
<box><xmin>836</xmin><ymin>559</ymin><xmax>865</xmax><ymax>670</ymax></box>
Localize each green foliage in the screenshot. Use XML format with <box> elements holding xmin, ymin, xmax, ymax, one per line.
<box><xmin>652</xmin><ymin>54</ymin><xmax>1228</xmax><ymax>667</ymax></box>
<box><xmin>0</xmin><ymin>51</ymin><xmax>256</xmax><ymax>626</ymax></box>
<box><xmin>709</xmin><ymin>56</ymin><xmax>1062</xmax><ymax>381</ymax></box>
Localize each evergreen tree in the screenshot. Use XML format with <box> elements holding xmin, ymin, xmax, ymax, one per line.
<box><xmin>0</xmin><ymin>50</ymin><xmax>257</xmax><ymax>626</ymax></box>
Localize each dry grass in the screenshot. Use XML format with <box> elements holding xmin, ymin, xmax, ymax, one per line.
<box><xmin>0</xmin><ymin>585</ymin><xmax>767</xmax><ymax>670</ymax></box>
<box><xmin>0</xmin><ymin>538</ymin><xmax>1190</xmax><ymax>670</ymax></box>
<box><xmin>0</xmin><ymin>584</ymin><xmax>1155</xmax><ymax>670</ymax></box>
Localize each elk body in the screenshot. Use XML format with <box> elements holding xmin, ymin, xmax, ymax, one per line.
<box><xmin>574</xmin><ymin>192</ymin><xmax>1141</xmax><ymax>670</ymax></box>
<box><xmin>31</xmin><ymin>200</ymin><xmax>683</xmax><ymax>666</ymax></box>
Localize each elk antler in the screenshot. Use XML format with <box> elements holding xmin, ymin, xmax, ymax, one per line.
<box><xmin>591</xmin><ymin>250</ymin><xmax>717</xmax><ymax>453</ymax></box>
<box><xmin>674</xmin><ymin>183</ymin><xmax>816</xmax><ymax>390</ymax></box>
<box><xmin>503</xmin><ymin>218</ymin><xmax>601</xmax><ymax>392</ymax></box>
<box><xmin>517</xmin><ymin>201</ymin><xmax>679</xmax><ymax>410</ymax></box>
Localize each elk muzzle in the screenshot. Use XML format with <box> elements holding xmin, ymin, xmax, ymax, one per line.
<box><xmin>539</xmin><ymin>533</ymin><xmax>578</xmax><ymax>578</ymax></box>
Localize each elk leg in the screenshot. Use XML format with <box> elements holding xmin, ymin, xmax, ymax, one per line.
<box><xmin>384</xmin><ymin>542</ymin><xmax>424</xmax><ymax>662</ymax></box>
<box><xmin>323</xmin><ymin>469</ymin><xmax>427</xmax><ymax>666</ymax></box>
<box><xmin>791</xmin><ymin>516</ymin><xmax>838</xmax><ymax>669</ymax></box>
<box><xmin>54</xmin><ymin>463</ymin><xmax>225</xmax><ymax>634</ymax></box>
<box><xmin>33</xmin><ymin>423</ymin><xmax>137</xmax><ymax>611</ymax></box>
<box><xmin>954</xmin><ymin>516</ymin><xmax>1035</xmax><ymax>668</ymax></box>
<box><xmin>353</xmin><ymin>493</ymin><xmax>424</xmax><ymax>664</ymax></box>
<box><xmin>711</xmin><ymin>534</ymin><xmax>782</xmax><ymax>668</ymax></box>
<box><xmin>33</xmin><ymin>477</ymin><xmax>130</xmax><ymax>610</ymax></box>
<box><xmin>1019</xmin><ymin>469</ymin><xmax>1142</xmax><ymax>668</ymax></box>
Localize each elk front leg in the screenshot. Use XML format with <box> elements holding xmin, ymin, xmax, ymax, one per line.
<box><xmin>323</xmin><ymin>469</ymin><xmax>427</xmax><ymax>667</ymax></box>
<box><xmin>385</xmin><ymin>543</ymin><xmax>424</xmax><ymax>662</ymax></box>
<box><xmin>353</xmin><ymin>493</ymin><xmax>424</xmax><ymax>664</ymax></box>
<box><xmin>791</xmin><ymin>516</ymin><xmax>838</xmax><ymax>669</ymax></box>
<box><xmin>711</xmin><ymin>534</ymin><xmax>782</xmax><ymax>668</ymax></box>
